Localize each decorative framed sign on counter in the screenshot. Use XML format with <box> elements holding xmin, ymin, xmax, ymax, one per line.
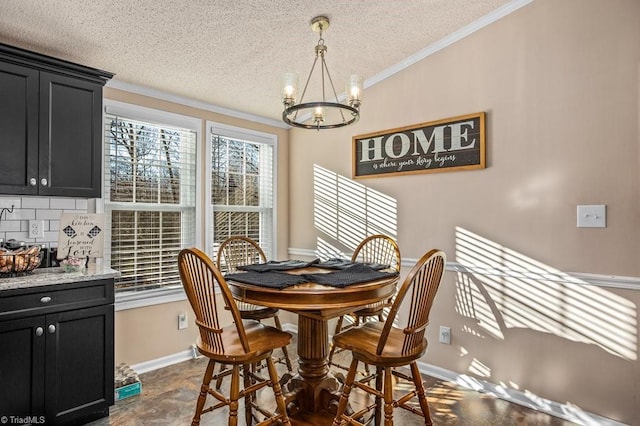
<box><xmin>352</xmin><ymin>112</ymin><xmax>485</xmax><ymax>178</ymax></box>
<box><xmin>57</xmin><ymin>213</ymin><xmax>105</xmax><ymax>259</ymax></box>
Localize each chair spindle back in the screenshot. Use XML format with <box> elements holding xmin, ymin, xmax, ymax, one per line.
<box><xmin>217</xmin><ymin>236</ymin><xmax>267</xmax><ymax>273</ymax></box>
<box><xmin>178</xmin><ymin>247</ymin><xmax>249</xmax><ymax>354</ymax></box>
<box><xmin>376</xmin><ymin>249</ymin><xmax>446</xmax><ymax>356</ymax></box>
<box><xmin>217</xmin><ymin>236</ymin><xmax>268</xmax><ymax>312</ymax></box>
<box><xmin>351</xmin><ymin>234</ymin><xmax>401</xmax><ymax>273</ymax></box>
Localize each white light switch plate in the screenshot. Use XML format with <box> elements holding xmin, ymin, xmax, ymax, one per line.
<box><xmin>577</xmin><ymin>205</ymin><xmax>606</xmax><ymax>228</ymax></box>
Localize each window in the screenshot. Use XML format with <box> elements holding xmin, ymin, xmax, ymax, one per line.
<box><xmin>104</xmin><ymin>101</ymin><xmax>200</xmax><ymax>303</ymax></box>
<box><xmin>208</xmin><ymin>122</ymin><xmax>276</xmax><ymax>260</ymax></box>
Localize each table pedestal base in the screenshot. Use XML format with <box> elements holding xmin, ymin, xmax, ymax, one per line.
<box><xmin>284</xmin><ymin>314</ymin><xmax>343</xmax><ymax>423</ymax></box>
<box><xmin>287</xmin><ymin>375</ymin><xmax>339</xmax><ymax>413</ymax></box>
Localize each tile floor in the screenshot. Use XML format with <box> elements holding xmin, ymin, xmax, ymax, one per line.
<box><xmin>88</xmin><ymin>336</ymin><xmax>577</xmax><ymax>425</ymax></box>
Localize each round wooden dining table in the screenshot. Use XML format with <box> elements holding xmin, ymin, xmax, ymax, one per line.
<box><xmin>227</xmin><ymin>265</ymin><xmax>398</xmax><ymax>424</ymax></box>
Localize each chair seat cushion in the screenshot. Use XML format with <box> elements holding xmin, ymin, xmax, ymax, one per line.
<box><xmin>197</xmin><ymin>320</ymin><xmax>292</xmax><ymax>363</ymax></box>
<box><xmin>333</xmin><ymin>322</ymin><xmax>427</xmax><ymax>366</ymax></box>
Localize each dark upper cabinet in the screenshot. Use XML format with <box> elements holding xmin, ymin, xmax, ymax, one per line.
<box><xmin>0</xmin><ymin>43</ymin><xmax>113</xmax><ymax>198</ymax></box>
<box><xmin>39</xmin><ymin>72</ymin><xmax>104</xmax><ymax>197</ymax></box>
<box><xmin>0</xmin><ymin>61</ymin><xmax>39</xmax><ymax>195</ymax></box>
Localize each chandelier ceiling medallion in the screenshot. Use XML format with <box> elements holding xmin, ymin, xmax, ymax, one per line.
<box><xmin>282</xmin><ymin>16</ymin><xmax>362</xmax><ymax>130</ymax></box>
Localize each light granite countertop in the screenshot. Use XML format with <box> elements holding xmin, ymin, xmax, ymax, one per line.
<box><xmin>0</xmin><ymin>264</ymin><xmax>120</xmax><ymax>291</ymax></box>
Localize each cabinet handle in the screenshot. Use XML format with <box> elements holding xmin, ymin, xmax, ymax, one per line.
<box><xmin>48</xmin><ymin>324</ymin><xmax>56</xmax><ymax>334</ymax></box>
<box><xmin>40</xmin><ymin>178</ymin><xmax>48</xmax><ymax>187</ymax></box>
<box><xmin>40</xmin><ymin>296</ymin><xmax>52</xmax><ymax>304</ymax></box>
<box><xmin>29</xmin><ymin>177</ymin><xmax>37</xmax><ymax>186</ymax></box>
<box><xmin>35</xmin><ymin>327</ymin><xmax>44</xmax><ymax>337</ymax></box>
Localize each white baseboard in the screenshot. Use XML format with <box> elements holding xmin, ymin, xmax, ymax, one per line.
<box><xmin>129</xmin><ymin>324</ymin><xmax>625</xmax><ymax>426</ymax></box>
<box><xmin>416</xmin><ymin>362</ymin><xmax>626</xmax><ymax>426</ymax></box>
<box><xmin>131</xmin><ymin>347</ymin><xmax>197</xmax><ymax>375</ymax></box>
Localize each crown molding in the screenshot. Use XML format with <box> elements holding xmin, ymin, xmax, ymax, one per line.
<box><xmin>106</xmin><ymin>1</ymin><xmax>534</xmax><ymax>130</ymax></box>
<box><xmin>365</xmin><ymin>0</ymin><xmax>535</xmax><ymax>90</ymax></box>
<box><xmin>106</xmin><ymin>79</ymin><xmax>288</xmax><ymax>129</ymax></box>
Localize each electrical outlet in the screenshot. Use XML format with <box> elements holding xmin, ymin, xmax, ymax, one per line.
<box><xmin>439</xmin><ymin>326</ymin><xmax>451</xmax><ymax>345</ymax></box>
<box><xmin>29</xmin><ymin>220</ymin><xmax>44</xmax><ymax>238</ymax></box>
<box><xmin>178</xmin><ymin>312</ymin><xmax>188</xmax><ymax>330</ymax></box>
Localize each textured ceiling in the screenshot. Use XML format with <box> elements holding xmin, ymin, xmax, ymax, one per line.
<box><xmin>0</xmin><ymin>0</ymin><xmax>522</xmax><ymax>125</ymax></box>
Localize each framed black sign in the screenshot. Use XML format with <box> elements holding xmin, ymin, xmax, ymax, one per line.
<box><xmin>352</xmin><ymin>112</ymin><xmax>485</xmax><ymax>178</ymax></box>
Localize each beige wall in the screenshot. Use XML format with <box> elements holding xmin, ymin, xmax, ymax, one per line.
<box><xmin>115</xmin><ymin>299</ymin><xmax>198</xmax><ymax>363</ymax></box>
<box><xmin>106</xmin><ymin>0</ymin><xmax>639</xmax><ymax>423</ymax></box>
<box><xmin>105</xmin><ymin>87</ymin><xmax>290</xmax><ymax>365</ymax></box>
<box><xmin>288</xmin><ymin>0</ymin><xmax>639</xmax><ymax>424</ymax></box>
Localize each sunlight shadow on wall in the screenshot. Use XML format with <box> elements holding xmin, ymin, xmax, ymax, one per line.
<box><xmin>454</xmin><ymin>227</ymin><xmax>637</xmax><ymax>361</ymax></box>
<box><xmin>313</xmin><ymin>165</ymin><xmax>398</xmax><ymax>256</ymax></box>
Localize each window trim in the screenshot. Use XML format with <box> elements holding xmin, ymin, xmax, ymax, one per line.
<box><xmin>206</xmin><ymin>121</ymin><xmax>278</xmax><ymax>260</ymax></box>
<box><xmin>101</xmin><ymin>99</ymin><xmax>203</xmax><ymax>308</ymax></box>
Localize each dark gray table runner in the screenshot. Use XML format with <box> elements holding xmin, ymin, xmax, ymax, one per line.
<box><xmin>315</xmin><ymin>258</ymin><xmax>390</xmax><ymax>271</ymax></box>
<box><xmin>302</xmin><ymin>264</ymin><xmax>398</xmax><ymax>288</ymax></box>
<box><xmin>237</xmin><ymin>259</ymin><xmax>319</xmax><ymax>272</ymax></box>
<box><xmin>224</xmin><ymin>271</ymin><xmax>308</xmax><ymax>288</ymax></box>
<box><xmin>226</xmin><ymin>263</ymin><xmax>397</xmax><ymax>289</ymax></box>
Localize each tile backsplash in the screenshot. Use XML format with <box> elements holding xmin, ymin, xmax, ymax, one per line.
<box><xmin>0</xmin><ymin>195</ymin><xmax>91</xmax><ymax>248</ymax></box>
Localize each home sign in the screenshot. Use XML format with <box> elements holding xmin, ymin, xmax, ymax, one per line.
<box><xmin>352</xmin><ymin>112</ymin><xmax>485</xmax><ymax>178</ymax></box>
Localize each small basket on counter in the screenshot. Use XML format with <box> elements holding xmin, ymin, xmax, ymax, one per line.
<box><xmin>0</xmin><ymin>245</ymin><xmax>43</xmax><ymax>276</ymax></box>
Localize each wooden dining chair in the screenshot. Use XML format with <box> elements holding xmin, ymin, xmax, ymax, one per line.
<box><xmin>328</xmin><ymin>234</ymin><xmax>401</xmax><ymax>372</ymax></box>
<box><xmin>178</xmin><ymin>247</ymin><xmax>291</xmax><ymax>426</ymax></box>
<box><xmin>215</xmin><ymin>236</ymin><xmax>293</xmax><ymax>388</ymax></box>
<box><xmin>331</xmin><ymin>249</ymin><xmax>446</xmax><ymax>426</ymax></box>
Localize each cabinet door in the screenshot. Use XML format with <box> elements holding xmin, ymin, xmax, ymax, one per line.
<box><xmin>45</xmin><ymin>304</ymin><xmax>114</xmax><ymax>424</ymax></box>
<box><xmin>0</xmin><ymin>316</ymin><xmax>46</xmax><ymax>416</ymax></box>
<box><xmin>0</xmin><ymin>61</ymin><xmax>39</xmax><ymax>195</ymax></box>
<box><xmin>39</xmin><ymin>72</ymin><xmax>103</xmax><ymax>198</ymax></box>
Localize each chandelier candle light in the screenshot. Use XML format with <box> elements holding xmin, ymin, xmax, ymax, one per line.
<box><xmin>282</xmin><ymin>16</ymin><xmax>362</xmax><ymax>130</ymax></box>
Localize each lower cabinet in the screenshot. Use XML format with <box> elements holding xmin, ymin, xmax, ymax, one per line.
<box><xmin>0</xmin><ymin>315</ymin><xmax>45</xmax><ymax>417</ymax></box>
<box><xmin>0</xmin><ymin>279</ymin><xmax>114</xmax><ymax>425</ymax></box>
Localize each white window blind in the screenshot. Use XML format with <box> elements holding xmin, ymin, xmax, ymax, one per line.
<box><xmin>209</xmin><ymin>124</ymin><xmax>275</xmax><ymax>261</ymax></box>
<box><xmin>104</xmin><ymin>108</ymin><xmax>197</xmax><ymax>295</ymax></box>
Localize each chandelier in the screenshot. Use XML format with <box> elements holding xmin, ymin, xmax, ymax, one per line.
<box><xmin>282</xmin><ymin>16</ymin><xmax>362</xmax><ymax>130</ymax></box>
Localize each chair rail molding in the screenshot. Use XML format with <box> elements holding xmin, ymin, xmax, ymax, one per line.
<box><xmin>447</xmin><ymin>261</ymin><xmax>640</xmax><ymax>291</ymax></box>
<box><xmin>287</xmin><ymin>248</ymin><xmax>640</xmax><ymax>291</ymax></box>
